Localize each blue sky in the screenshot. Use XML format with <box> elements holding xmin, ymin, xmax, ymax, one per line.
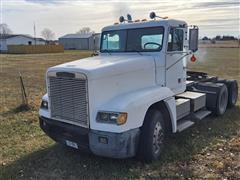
<box><xmin>1</xmin><ymin>0</ymin><xmax>239</xmax><ymax>39</ymax></box>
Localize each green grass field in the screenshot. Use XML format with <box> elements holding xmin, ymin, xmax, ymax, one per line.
<box><xmin>0</xmin><ymin>48</ymin><xmax>239</xmax><ymax>179</ymax></box>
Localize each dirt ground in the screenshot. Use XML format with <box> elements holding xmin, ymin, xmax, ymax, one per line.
<box><xmin>0</xmin><ymin>48</ymin><xmax>239</xmax><ymax>179</ymax></box>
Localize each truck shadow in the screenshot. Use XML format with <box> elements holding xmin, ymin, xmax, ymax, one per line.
<box><xmin>1</xmin><ymin>106</ymin><xmax>240</xmax><ymax>179</ymax></box>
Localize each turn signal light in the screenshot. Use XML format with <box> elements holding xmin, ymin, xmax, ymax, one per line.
<box><xmin>116</xmin><ymin>113</ymin><xmax>128</xmax><ymax>125</ymax></box>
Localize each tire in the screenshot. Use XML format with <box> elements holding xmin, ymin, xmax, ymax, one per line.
<box><xmin>227</xmin><ymin>80</ymin><xmax>238</xmax><ymax>107</ymax></box>
<box><xmin>215</xmin><ymin>84</ymin><xmax>228</xmax><ymax>116</ymax></box>
<box><xmin>137</xmin><ymin>109</ymin><xmax>165</xmax><ymax>162</ymax></box>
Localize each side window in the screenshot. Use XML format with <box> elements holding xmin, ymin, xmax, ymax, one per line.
<box><xmin>167</xmin><ymin>28</ymin><xmax>184</xmax><ymax>51</ymax></box>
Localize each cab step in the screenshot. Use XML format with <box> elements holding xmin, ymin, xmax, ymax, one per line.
<box><xmin>177</xmin><ymin>119</ymin><xmax>195</xmax><ymax>132</ymax></box>
<box><xmin>193</xmin><ymin>110</ymin><xmax>211</xmax><ymax>120</ymax></box>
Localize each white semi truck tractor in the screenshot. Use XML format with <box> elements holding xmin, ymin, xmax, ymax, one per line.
<box><xmin>39</xmin><ymin>12</ymin><xmax>238</xmax><ymax>162</ymax></box>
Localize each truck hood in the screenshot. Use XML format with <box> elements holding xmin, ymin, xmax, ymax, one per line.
<box><xmin>48</xmin><ymin>54</ymin><xmax>155</xmax><ymax>80</ymax></box>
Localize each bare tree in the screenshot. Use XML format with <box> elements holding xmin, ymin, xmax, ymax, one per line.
<box><xmin>76</xmin><ymin>27</ymin><xmax>95</xmax><ymax>34</ymax></box>
<box><xmin>0</xmin><ymin>23</ymin><xmax>12</xmax><ymax>35</ymax></box>
<box><xmin>41</xmin><ymin>28</ymin><xmax>55</xmax><ymax>41</ymax></box>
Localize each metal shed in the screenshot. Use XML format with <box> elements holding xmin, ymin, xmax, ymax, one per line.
<box><xmin>0</xmin><ymin>34</ymin><xmax>45</xmax><ymax>52</ymax></box>
<box><xmin>59</xmin><ymin>33</ymin><xmax>100</xmax><ymax>50</ymax></box>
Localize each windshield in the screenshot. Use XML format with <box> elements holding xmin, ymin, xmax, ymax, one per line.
<box><xmin>100</xmin><ymin>27</ymin><xmax>164</xmax><ymax>53</ymax></box>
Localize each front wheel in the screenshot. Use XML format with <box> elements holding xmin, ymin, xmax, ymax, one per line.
<box><xmin>138</xmin><ymin>109</ymin><xmax>165</xmax><ymax>162</ymax></box>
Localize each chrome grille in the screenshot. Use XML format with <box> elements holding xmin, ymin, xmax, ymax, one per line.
<box><xmin>48</xmin><ymin>74</ymin><xmax>88</xmax><ymax>127</ymax></box>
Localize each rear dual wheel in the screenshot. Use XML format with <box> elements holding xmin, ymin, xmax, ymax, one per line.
<box><xmin>215</xmin><ymin>80</ymin><xmax>238</xmax><ymax>116</ymax></box>
<box><xmin>226</xmin><ymin>80</ymin><xmax>238</xmax><ymax>108</ymax></box>
<box><xmin>216</xmin><ymin>84</ymin><xmax>228</xmax><ymax>116</ymax></box>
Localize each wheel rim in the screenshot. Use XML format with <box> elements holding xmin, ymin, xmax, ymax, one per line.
<box><xmin>219</xmin><ymin>89</ymin><xmax>228</xmax><ymax>114</ymax></box>
<box><xmin>152</xmin><ymin>121</ymin><xmax>164</xmax><ymax>155</ymax></box>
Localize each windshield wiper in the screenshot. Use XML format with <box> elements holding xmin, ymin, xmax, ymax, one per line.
<box><xmin>101</xmin><ymin>49</ymin><xmax>111</xmax><ymax>55</ymax></box>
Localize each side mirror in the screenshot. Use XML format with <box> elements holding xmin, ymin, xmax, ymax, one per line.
<box><xmin>189</xmin><ymin>27</ymin><xmax>199</xmax><ymax>52</ymax></box>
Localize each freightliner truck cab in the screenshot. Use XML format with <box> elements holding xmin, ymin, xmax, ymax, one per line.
<box><xmin>39</xmin><ymin>12</ymin><xmax>238</xmax><ymax>162</ymax></box>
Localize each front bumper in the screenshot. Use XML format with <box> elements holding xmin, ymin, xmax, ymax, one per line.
<box><xmin>39</xmin><ymin>116</ymin><xmax>140</xmax><ymax>158</ymax></box>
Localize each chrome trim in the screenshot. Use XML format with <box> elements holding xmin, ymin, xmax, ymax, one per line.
<box><xmin>47</xmin><ymin>71</ymin><xmax>89</xmax><ymax>128</ymax></box>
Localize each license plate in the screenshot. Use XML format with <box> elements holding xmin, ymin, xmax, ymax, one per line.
<box><xmin>65</xmin><ymin>140</ymin><xmax>78</xmax><ymax>149</ymax></box>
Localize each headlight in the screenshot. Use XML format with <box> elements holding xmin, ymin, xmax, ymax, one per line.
<box><xmin>97</xmin><ymin>111</ymin><xmax>128</xmax><ymax>125</ymax></box>
<box><xmin>41</xmin><ymin>100</ymin><xmax>48</xmax><ymax>109</ymax></box>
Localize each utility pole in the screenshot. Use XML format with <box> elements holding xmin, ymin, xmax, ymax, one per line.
<box><xmin>238</xmin><ymin>35</ymin><xmax>240</xmax><ymax>48</ymax></box>
<box><xmin>34</xmin><ymin>22</ymin><xmax>36</xmax><ymax>45</ymax></box>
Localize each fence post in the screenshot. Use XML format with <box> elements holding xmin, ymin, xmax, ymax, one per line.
<box><xmin>19</xmin><ymin>72</ymin><xmax>28</xmax><ymax>106</ymax></box>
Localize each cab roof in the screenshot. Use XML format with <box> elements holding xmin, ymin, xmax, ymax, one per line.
<box><xmin>102</xmin><ymin>19</ymin><xmax>187</xmax><ymax>32</ymax></box>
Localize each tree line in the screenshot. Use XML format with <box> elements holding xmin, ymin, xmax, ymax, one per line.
<box><xmin>0</xmin><ymin>23</ymin><xmax>94</xmax><ymax>41</ymax></box>
<box><xmin>202</xmin><ymin>35</ymin><xmax>238</xmax><ymax>41</ymax></box>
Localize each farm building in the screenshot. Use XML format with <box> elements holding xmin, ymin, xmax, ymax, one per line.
<box><xmin>0</xmin><ymin>34</ymin><xmax>45</xmax><ymax>52</ymax></box>
<box><xmin>59</xmin><ymin>33</ymin><xmax>101</xmax><ymax>50</ymax></box>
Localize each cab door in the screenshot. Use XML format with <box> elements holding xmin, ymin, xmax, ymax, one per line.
<box><xmin>165</xmin><ymin>27</ymin><xmax>187</xmax><ymax>94</ymax></box>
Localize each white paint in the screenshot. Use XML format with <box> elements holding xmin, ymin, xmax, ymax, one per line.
<box><xmin>39</xmin><ymin>94</ymin><xmax>50</xmax><ymax>118</ymax></box>
<box><xmin>96</xmin><ymin>86</ymin><xmax>174</xmax><ymax>132</ymax></box>
<box><xmin>39</xmin><ymin>19</ymin><xmax>191</xmax><ymax>133</ymax></box>
<box><xmin>164</xmin><ymin>97</ymin><xmax>177</xmax><ymax>133</ymax></box>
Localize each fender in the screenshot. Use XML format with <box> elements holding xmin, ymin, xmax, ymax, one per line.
<box><xmin>163</xmin><ymin>97</ymin><xmax>177</xmax><ymax>133</ymax></box>
<box><xmin>94</xmin><ymin>86</ymin><xmax>176</xmax><ymax>133</ymax></box>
